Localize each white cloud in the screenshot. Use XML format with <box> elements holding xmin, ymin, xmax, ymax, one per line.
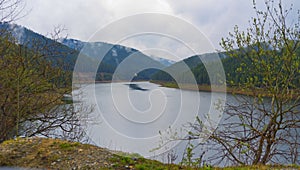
<box><xmin>16</xmin><ymin>0</ymin><xmax>300</xmax><ymax>59</ymax></box>
<box><xmin>100</xmin><ymin>0</ymin><xmax>173</xmax><ymax>17</ymax></box>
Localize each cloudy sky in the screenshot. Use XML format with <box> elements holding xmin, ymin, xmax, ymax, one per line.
<box><xmin>16</xmin><ymin>0</ymin><xmax>299</xmax><ymax>61</ymax></box>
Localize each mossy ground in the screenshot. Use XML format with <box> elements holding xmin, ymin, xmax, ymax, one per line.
<box><xmin>0</xmin><ymin>137</ymin><xmax>180</xmax><ymax>169</ymax></box>
<box><xmin>0</xmin><ymin>137</ymin><xmax>298</xmax><ymax>170</ymax></box>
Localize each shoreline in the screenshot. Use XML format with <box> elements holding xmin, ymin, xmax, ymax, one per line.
<box><xmin>72</xmin><ymin>80</ymin><xmax>299</xmax><ymax>99</ymax></box>
<box><xmin>73</xmin><ymin>80</ymin><xmax>148</xmax><ymax>84</ymax></box>
<box><xmin>150</xmin><ymin>80</ymin><xmax>300</xmax><ymax>99</ymax></box>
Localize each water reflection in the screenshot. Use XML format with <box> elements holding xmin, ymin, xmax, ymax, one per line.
<box><xmin>125</xmin><ymin>83</ymin><xmax>148</xmax><ymax>91</ymax></box>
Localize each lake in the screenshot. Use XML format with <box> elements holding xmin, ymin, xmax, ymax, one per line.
<box><xmin>74</xmin><ymin>81</ymin><xmax>226</xmax><ymax>160</ymax></box>
<box><xmin>73</xmin><ymin>81</ymin><xmax>299</xmax><ymax>165</ymax></box>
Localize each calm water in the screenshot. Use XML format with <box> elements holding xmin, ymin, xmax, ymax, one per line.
<box><xmin>75</xmin><ymin>81</ymin><xmax>225</xmax><ymax>159</ymax></box>
<box><xmin>73</xmin><ymin>81</ymin><xmax>299</xmax><ymax>165</ymax></box>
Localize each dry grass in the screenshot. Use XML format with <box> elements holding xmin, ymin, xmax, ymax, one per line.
<box><xmin>0</xmin><ymin>137</ymin><xmax>179</xmax><ymax>169</ymax></box>
<box><xmin>0</xmin><ymin>137</ymin><xmax>298</xmax><ymax>170</ymax></box>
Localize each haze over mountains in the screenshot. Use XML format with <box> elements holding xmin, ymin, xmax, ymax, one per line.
<box><xmin>0</xmin><ymin>22</ymin><xmax>237</xmax><ymax>86</ymax></box>
<box><xmin>1</xmin><ymin>22</ymin><xmax>251</xmax><ymax>85</ymax></box>
<box><xmin>0</xmin><ymin>22</ymin><xmax>176</xmax><ymax>81</ymax></box>
<box><xmin>59</xmin><ymin>38</ymin><xmax>168</xmax><ymax>81</ymax></box>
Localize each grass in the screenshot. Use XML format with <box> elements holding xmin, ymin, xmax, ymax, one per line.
<box><xmin>0</xmin><ymin>137</ymin><xmax>299</xmax><ymax>169</ymax></box>
<box><xmin>150</xmin><ymin>80</ymin><xmax>300</xmax><ymax>99</ymax></box>
<box><xmin>218</xmin><ymin>164</ymin><xmax>300</xmax><ymax>170</ymax></box>
<box><xmin>151</xmin><ymin>80</ymin><xmax>225</xmax><ymax>92</ymax></box>
<box><xmin>59</xmin><ymin>141</ymin><xmax>80</xmax><ymax>150</ymax></box>
<box><xmin>0</xmin><ymin>137</ymin><xmax>183</xmax><ymax>169</ymax></box>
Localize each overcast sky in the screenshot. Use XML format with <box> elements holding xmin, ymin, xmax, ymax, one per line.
<box><xmin>16</xmin><ymin>0</ymin><xmax>299</xmax><ymax>61</ymax></box>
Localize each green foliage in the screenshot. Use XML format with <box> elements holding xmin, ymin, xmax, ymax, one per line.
<box><xmin>154</xmin><ymin>48</ymin><xmax>300</xmax><ymax>88</ymax></box>
<box><xmin>151</xmin><ymin>55</ymin><xmax>202</xmax><ymax>83</ymax></box>
<box><xmin>0</xmin><ymin>29</ymin><xmax>86</xmax><ymax>142</ymax></box>
<box><xmin>212</xmin><ymin>0</ymin><xmax>300</xmax><ymax>165</ymax></box>
<box><xmin>151</xmin><ymin>52</ymin><xmax>226</xmax><ymax>85</ymax></box>
<box><xmin>180</xmin><ymin>141</ymin><xmax>207</xmax><ymax>168</ymax></box>
<box><xmin>181</xmin><ymin>143</ymin><xmax>195</xmax><ymax>167</ymax></box>
<box><xmin>59</xmin><ymin>142</ymin><xmax>80</xmax><ymax>150</ymax></box>
<box><xmin>162</xmin><ymin>0</ymin><xmax>300</xmax><ymax>166</ymax></box>
<box><xmin>95</xmin><ymin>72</ymin><xmax>113</xmax><ymax>81</ymax></box>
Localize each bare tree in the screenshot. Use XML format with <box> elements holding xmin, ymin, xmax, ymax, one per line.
<box><xmin>0</xmin><ymin>0</ymin><xmax>92</xmax><ymax>142</ymax></box>
<box><xmin>186</xmin><ymin>0</ymin><xmax>300</xmax><ymax>166</ymax></box>
<box><xmin>0</xmin><ymin>0</ymin><xmax>26</xmax><ymax>22</ymax></box>
<box><xmin>0</xmin><ymin>27</ymin><xmax>92</xmax><ymax>142</ymax></box>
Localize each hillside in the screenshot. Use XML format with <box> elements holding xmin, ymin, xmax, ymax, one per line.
<box><xmin>0</xmin><ymin>137</ymin><xmax>180</xmax><ymax>169</ymax></box>
<box><xmin>61</xmin><ymin>38</ymin><xmax>167</xmax><ymax>81</ymax></box>
<box><xmin>0</xmin><ymin>23</ymin><xmax>168</xmax><ymax>82</ymax></box>
<box><xmin>0</xmin><ymin>22</ymin><xmax>97</xmax><ymax>72</ymax></box>
<box><xmin>152</xmin><ymin>47</ymin><xmax>300</xmax><ymax>88</ymax></box>
<box><xmin>151</xmin><ymin>52</ymin><xmax>226</xmax><ymax>84</ymax></box>
<box><xmin>61</xmin><ymin>38</ymin><xmax>175</xmax><ymax>67</ymax></box>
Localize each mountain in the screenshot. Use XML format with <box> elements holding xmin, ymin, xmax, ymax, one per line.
<box><xmin>58</xmin><ymin>38</ymin><xmax>84</xmax><ymax>51</ymax></box>
<box><xmin>151</xmin><ymin>45</ymin><xmax>300</xmax><ymax>87</ymax></box>
<box><xmin>149</xmin><ymin>56</ymin><xmax>175</xmax><ymax>67</ymax></box>
<box><xmin>60</xmin><ymin>38</ymin><xmax>166</xmax><ymax>81</ymax></box>
<box><xmin>151</xmin><ymin>52</ymin><xmax>226</xmax><ymax>83</ymax></box>
<box><xmin>0</xmin><ymin>22</ymin><xmax>96</xmax><ymax>72</ymax></box>
<box><xmin>60</xmin><ymin>38</ymin><xmax>175</xmax><ymax>67</ymax></box>
<box><xmin>0</xmin><ymin>23</ymin><xmax>165</xmax><ymax>81</ymax></box>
